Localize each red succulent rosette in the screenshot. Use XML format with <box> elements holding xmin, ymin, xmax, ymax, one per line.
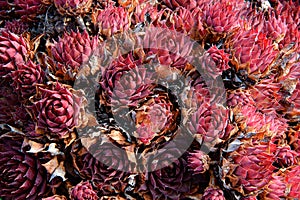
<box><xmin>70</xmin><ymin>135</ymin><xmax>134</xmax><ymax>196</ymax></box>
<box><xmin>260</xmin><ymin>174</ymin><xmax>286</xmax><ymax>200</ymax></box>
<box><xmin>0</xmin><ymin>81</ymin><xmax>33</xmax><ymax>130</ymax></box>
<box><xmin>274</xmin><ymin>146</ymin><xmax>299</xmax><ymax>167</ymax></box>
<box><xmin>222</xmin><ymin>140</ymin><xmax>276</xmax><ymax>195</ymax></box>
<box><xmin>202</xmin><ymin>187</ymin><xmax>226</xmax><ymax>200</ymax></box>
<box><xmin>202</xmin><ymin>1</ymin><xmax>240</xmax><ymax>37</ymax></box>
<box><xmin>229</xmin><ymin>27</ymin><xmax>279</xmax><ymax>81</ymax></box>
<box><xmin>70</xmin><ymin>181</ymin><xmax>98</xmax><ymax>200</ymax></box>
<box><xmin>48</xmin><ymin>30</ymin><xmax>98</xmax><ymax>80</ymax></box>
<box><xmin>31</xmin><ymin>82</ymin><xmax>83</xmax><ymax>138</ymax></box>
<box><xmin>138</xmin><ymin>142</ymin><xmax>207</xmax><ymax>199</ymax></box>
<box><xmin>0</xmin><ymin>130</ymin><xmax>50</xmax><ymax>200</ymax></box>
<box><xmin>187</xmin><ymin>150</ymin><xmax>210</xmax><ymax>174</ymax></box>
<box><xmin>162</xmin><ymin>0</ymin><xmax>198</xmax><ymax>10</ymax></box>
<box><xmin>2</xmin><ymin>19</ymin><xmax>29</xmax><ymax>35</ymax></box>
<box><xmin>0</xmin><ymin>31</ymin><xmax>29</xmax><ymax>77</ymax></box>
<box><xmin>12</xmin><ymin>60</ymin><xmax>45</xmax><ymax>98</ymax></box>
<box><xmin>10</xmin><ymin>0</ymin><xmax>47</xmax><ymax>20</ymax></box>
<box><xmin>284</xmin><ymin>165</ymin><xmax>300</xmax><ymax>199</ymax></box>
<box><xmin>92</xmin><ymin>6</ymin><xmax>130</xmax><ymax>37</ymax></box>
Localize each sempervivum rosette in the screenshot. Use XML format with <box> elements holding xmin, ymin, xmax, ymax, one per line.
<box><xmin>187</xmin><ymin>150</ymin><xmax>210</xmax><ymax>174</ymax></box>
<box><xmin>31</xmin><ymin>82</ymin><xmax>85</xmax><ymax>138</ymax></box>
<box><xmin>199</xmin><ymin>45</ymin><xmax>230</xmax><ymax>79</ymax></box>
<box><xmin>0</xmin><ymin>81</ymin><xmax>33</xmax><ymax>129</ymax></box>
<box><xmin>229</xmin><ymin>27</ymin><xmax>279</xmax><ymax>82</ymax></box>
<box><xmin>222</xmin><ymin>140</ymin><xmax>276</xmax><ymax>196</ymax></box>
<box><xmin>201</xmin><ymin>187</ymin><xmax>225</xmax><ymax>200</ymax></box>
<box><xmin>69</xmin><ymin>136</ymin><xmax>134</xmax><ymax>196</ymax></box>
<box><xmin>92</xmin><ymin>6</ymin><xmax>130</xmax><ymax>37</ymax></box>
<box><xmin>11</xmin><ymin>61</ymin><xmax>45</xmax><ymax>98</ymax></box>
<box><xmin>133</xmin><ymin>87</ymin><xmax>180</xmax><ymax>145</ymax></box>
<box><xmin>54</xmin><ymin>0</ymin><xmax>93</xmax><ymax>16</ymax></box>
<box><xmin>185</xmin><ymin>80</ymin><xmax>229</xmax><ymax>145</ymax></box>
<box><xmin>274</xmin><ymin>146</ymin><xmax>299</xmax><ymax>167</ymax></box>
<box><xmin>162</xmin><ymin>0</ymin><xmax>197</xmax><ymax>10</ymax></box>
<box><xmin>248</xmin><ymin>78</ymin><xmax>284</xmax><ymax>116</ymax></box>
<box><xmin>9</xmin><ymin>0</ymin><xmax>47</xmax><ymax>20</ymax></box>
<box><xmin>0</xmin><ymin>130</ymin><xmax>49</xmax><ymax>199</ymax></box>
<box><xmin>138</xmin><ymin>141</ymin><xmax>208</xmax><ymax>199</ymax></box>
<box><xmin>202</xmin><ymin>1</ymin><xmax>241</xmax><ymax>42</ymax></box>
<box><xmin>259</xmin><ymin>174</ymin><xmax>286</xmax><ymax>200</ymax></box>
<box><xmin>228</xmin><ymin>89</ymin><xmax>287</xmax><ymax>138</ymax></box>
<box><xmin>70</xmin><ymin>181</ymin><xmax>98</xmax><ymax>200</ymax></box>
<box><xmin>48</xmin><ymin>30</ymin><xmax>98</xmax><ymax>80</ymax></box>
<box><xmin>284</xmin><ymin>165</ymin><xmax>300</xmax><ymax>199</ymax></box>
<box><xmin>0</xmin><ymin>31</ymin><xmax>29</xmax><ymax>77</ymax></box>
<box><xmin>3</xmin><ymin>19</ymin><xmax>29</xmax><ymax>35</ymax></box>
<box><xmin>99</xmin><ymin>53</ymin><xmax>154</xmax><ymax>108</ymax></box>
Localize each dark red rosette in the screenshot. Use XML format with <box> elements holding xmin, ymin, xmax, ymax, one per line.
<box><xmin>0</xmin><ymin>131</ymin><xmax>49</xmax><ymax>199</ymax></box>
<box><xmin>187</xmin><ymin>150</ymin><xmax>210</xmax><ymax>174</ymax></box>
<box><xmin>100</xmin><ymin>53</ymin><xmax>153</xmax><ymax>107</ymax></box>
<box><xmin>0</xmin><ymin>81</ymin><xmax>33</xmax><ymax>129</ymax></box>
<box><xmin>10</xmin><ymin>0</ymin><xmax>47</xmax><ymax>20</ymax></box>
<box><xmin>0</xmin><ymin>31</ymin><xmax>29</xmax><ymax>77</ymax></box>
<box><xmin>138</xmin><ymin>142</ymin><xmax>207</xmax><ymax>199</ymax></box>
<box><xmin>3</xmin><ymin>19</ymin><xmax>29</xmax><ymax>35</ymax></box>
<box><xmin>11</xmin><ymin>60</ymin><xmax>45</xmax><ymax>98</ymax></box>
<box><xmin>275</xmin><ymin>146</ymin><xmax>298</xmax><ymax>167</ymax></box>
<box><xmin>201</xmin><ymin>187</ymin><xmax>225</xmax><ymax>200</ymax></box>
<box><xmin>48</xmin><ymin>30</ymin><xmax>98</xmax><ymax>80</ymax></box>
<box><xmin>70</xmin><ymin>181</ymin><xmax>98</xmax><ymax>200</ymax></box>
<box><xmin>92</xmin><ymin>6</ymin><xmax>130</xmax><ymax>37</ymax></box>
<box><xmin>70</xmin><ymin>136</ymin><xmax>134</xmax><ymax>196</ymax></box>
<box><xmin>31</xmin><ymin>82</ymin><xmax>83</xmax><ymax>138</ymax></box>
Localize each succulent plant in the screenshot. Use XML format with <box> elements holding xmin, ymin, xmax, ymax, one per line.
<box><xmin>260</xmin><ymin>174</ymin><xmax>286</xmax><ymax>200</ymax></box>
<box><xmin>203</xmin><ymin>1</ymin><xmax>240</xmax><ymax>38</ymax></box>
<box><xmin>2</xmin><ymin>19</ymin><xmax>29</xmax><ymax>35</ymax></box>
<box><xmin>70</xmin><ymin>181</ymin><xmax>98</xmax><ymax>200</ymax></box>
<box><xmin>138</xmin><ymin>142</ymin><xmax>205</xmax><ymax>199</ymax></box>
<box><xmin>229</xmin><ymin>27</ymin><xmax>279</xmax><ymax>81</ymax></box>
<box><xmin>92</xmin><ymin>6</ymin><xmax>130</xmax><ymax>37</ymax></box>
<box><xmin>11</xmin><ymin>61</ymin><xmax>45</xmax><ymax>98</ymax></box>
<box><xmin>0</xmin><ymin>132</ymin><xmax>49</xmax><ymax>199</ymax></box>
<box><xmin>201</xmin><ymin>187</ymin><xmax>225</xmax><ymax>200</ymax></box>
<box><xmin>70</xmin><ymin>137</ymin><xmax>133</xmax><ymax>196</ymax></box>
<box><xmin>0</xmin><ymin>31</ymin><xmax>29</xmax><ymax>77</ymax></box>
<box><xmin>1</xmin><ymin>0</ymin><xmax>300</xmax><ymax>199</ymax></box>
<box><xmin>222</xmin><ymin>141</ymin><xmax>276</xmax><ymax>195</ymax></box>
<box><xmin>10</xmin><ymin>0</ymin><xmax>47</xmax><ymax>20</ymax></box>
<box><xmin>54</xmin><ymin>0</ymin><xmax>93</xmax><ymax>16</ymax></box>
<box><xmin>275</xmin><ymin>146</ymin><xmax>298</xmax><ymax>167</ymax></box>
<box><xmin>31</xmin><ymin>82</ymin><xmax>83</xmax><ymax>138</ymax></box>
<box><xmin>48</xmin><ymin>30</ymin><xmax>98</xmax><ymax>80</ymax></box>
<box><xmin>187</xmin><ymin>150</ymin><xmax>210</xmax><ymax>174</ymax></box>
<box><xmin>162</xmin><ymin>0</ymin><xmax>198</xmax><ymax>10</ymax></box>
